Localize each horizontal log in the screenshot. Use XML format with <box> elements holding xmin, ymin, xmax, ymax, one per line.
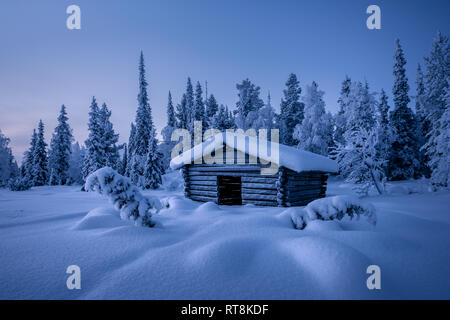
<box><xmin>242</xmin><ymin>199</ymin><xmax>278</xmax><ymax>207</ymax></box>
<box><xmin>241</xmin><ymin>182</ymin><xmax>277</xmax><ymax>190</ymax></box>
<box><xmin>286</xmin><ymin>187</ymin><xmax>324</xmax><ymax>194</ymax></box>
<box><xmin>190</xmin><ymin>185</ymin><xmax>217</xmax><ymax>192</ymax></box>
<box><xmin>189</xmin><ymin>176</ymin><xmax>217</xmax><ymax>182</ymax></box>
<box><xmin>189</xmin><ymin>195</ymin><xmax>217</xmax><ymax>203</ymax></box>
<box><xmin>189</xmin><ymin>190</ymin><xmax>217</xmax><ymax>197</ymax></box>
<box><xmin>189</xmin><ymin>181</ymin><xmax>217</xmax><ymax>186</ymax></box>
<box><xmin>241</xmin><ymin>176</ymin><xmax>278</xmax><ymax>183</ymax></box>
<box><xmin>242</xmin><ymin>194</ymin><xmax>278</xmax><ymax>201</ymax></box>
<box><xmin>241</xmin><ymin>188</ymin><xmax>278</xmax><ymax>195</ymax></box>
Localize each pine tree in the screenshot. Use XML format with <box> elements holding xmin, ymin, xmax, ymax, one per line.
<box><xmin>134</xmin><ymin>51</ymin><xmax>152</xmax><ymax>156</ymax></box>
<box><xmin>67</xmin><ymin>142</ymin><xmax>85</xmax><ymax>185</ymax></box>
<box><xmin>0</xmin><ymin>130</ymin><xmax>17</xmax><ymax>186</ymax></box>
<box><xmin>205</xmin><ymin>94</ymin><xmax>219</xmax><ymax>128</ymax></box>
<box><xmin>376</xmin><ymin>89</ymin><xmax>391</xmax><ymax>173</ymax></box>
<box><xmin>335</xmin><ymin>128</ymin><xmax>386</xmax><ymax>196</ymax></box>
<box><xmin>176</xmin><ymin>93</ymin><xmax>189</xmax><ymax>130</ymax></box>
<box><xmin>126</xmin><ymin>123</ymin><xmax>136</xmax><ymax>177</ymax></box>
<box><xmin>130</xmin><ymin>52</ymin><xmax>155</xmax><ymax>186</ymax></box>
<box><xmin>119</xmin><ymin>144</ymin><xmax>128</xmax><ymax>176</ymax></box>
<box><xmin>161</xmin><ymin>91</ymin><xmax>179</xmax><ymax>170</ymax></box>
<box><xmin>32</xmin><ymin>120</ymin><xmax>48</xmax><ymax>186</ymax></box>
<box><xmin>334</xmin><ymin>76</ymin><xmax>352</xmax><ymax>145</ymax></box>
<box><xmin>193</xmin><ymin>81</ymin><xmax>207</xmax><ymax>131</ymax></box>
<box><xmin>83</xmin><ymin>97</ymin><xmax>104</xmax><ymax>179</ymax></box>
<box><xmin>235</xmin><ymin>79</ymin><xmax>264</xmax><ymax>130</ymax></box>
<box><xmin>293</xmin><ymin>81</ymin><xmax>333</xmax><ymax>156</ymax></box>
<box><xmin>426</xmin><ymin>87</ymin><xmax>449</xmax><ymax>188</ymax></box>
<box><xmin>185</xmin><ymin>78</ymin><xmax>195</xmax><ymax>132</ymax></box>
<box><xmin>143</xmin><ymin>128</ymin><xmax>164</xmax><ymax>189</ymax></box>
<box><xmin>99</xmin><ymin>103</ymin><xmax>120</xmax><ymax>169</ymax></box>
<box><xmin>23</xmin><ymin>129</ymin><xmax>37</xmax><ymax>182</ymax></box>
<box><xmin>48</xmin><ymin>105</ymin><xmax>73</xmax><ymax>185</ymax></box>
<box><xmin>423</xmin><ymin>32</ymin><xmax>449</xmax><ymax>183</ymax></box>
<box><xmin>388</xmin><ymin>39</ymin><xmax>421</xmax><ymax>180</ymax></box>
<box><xmin>280</xmin><ymin>73</ymin><xmax>304</xmax><ymax>146</ymax></box>
<box><xmin>253</xmin><ymin>92</ymin><xmax>277</xmax><ymax>131</ymax></box>
<box><xmin>415</xmin><ymin>64</ymin><xmax>431</xmax><ymax>177</ymax></box>
<box><xmin>213</xmin><ymin>105</ymin><xmax>236</xmax><ymax>131</ymax></box>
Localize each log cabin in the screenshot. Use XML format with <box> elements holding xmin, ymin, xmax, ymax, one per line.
<box><xmin>170</xmin><ymin>132</ymin><xmax>338</xmax><ymax>207</ymax></box>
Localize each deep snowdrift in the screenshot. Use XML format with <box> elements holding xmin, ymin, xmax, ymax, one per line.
<box><xmin>0</xmin><ymin>179</ymin><xmax>449</xmax><ymax>299</ymax></box>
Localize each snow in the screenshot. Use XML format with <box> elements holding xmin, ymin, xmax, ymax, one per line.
<box><xmin>0</xmin><ymin>177</ymin><xmax>449</xmax><ymax>299</ymax></box>
<box><xmin>169</xmin><ymin>131</ymin><xmax>338</xmax><ymax>173</ymax></box>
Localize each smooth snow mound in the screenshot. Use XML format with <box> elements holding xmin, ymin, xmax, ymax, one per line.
<box><xmin>73</xmin><ymin>207</ymin><xmax>124</xmax><ymax>230</ymax></box>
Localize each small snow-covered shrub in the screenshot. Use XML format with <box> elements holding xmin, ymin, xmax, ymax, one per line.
<box><xmin>290</xmin><ymin>195</ymin><xmax>377</xmax><ymax>230</ymax></box>
<box><xmin>85</xmin><ymin>167</ymin><xmax>162</xmax><ymax>227</ymax></box>
<box><xmin>8</xmin><ymin>177</ymin><xmax>31</xmax><ymax>191</ymax></box>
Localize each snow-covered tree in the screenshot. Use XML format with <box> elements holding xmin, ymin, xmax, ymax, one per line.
<box><xmin>415</xmin><ymin>64</ymin><xmax>431</xmax><ymax>177</ymax></box>
<box><xmin>333</xmin><ymin>76</ymin><xmax>352</xmax><ymax>146</ymax></box>
<box><xmin>205</xmin><ymin>94</ymin><xmax>219</xmax><ymax>128</ymax></box>
<box><xmin>345</xmin><ymin>81</ymin><xmax>376</xmax><ymax>133</ymax></box>
<box><xmin>83</xmin><ymin>97</ymin><xmax>104</xmax><ymax>179</ymax></box>
<box><xmin>252</xmin><ymin>92</ymin><xmax>277</xmax><ymax>131</ymax></box>
<box><xmin>99</xmin><ymin>103</ymin><xmax>120</xmax><ymax>169</ymax></box>
<box><xmin>293</xmin><ymin>81</ymin><xmax>333</xmax><ymax>156</ymax></box>
<box><xmin>129</xmin><ymin>51</ymin><xmax>157</xmax><ymax>186</ymax></box>
<box><xmin>48</xmin><ymin>105</ymin><xmax>73</xmax><ymax>185</ymax></box>
<box><xmin>212</xmin><ymin>105</ymin><xmax>235</xmax><ymax>131</ymax></box>
<box><xmin>335</xmin><ymin>128</ymin><xmax>386</xmax><ymax>196</ymax></box>
<box><xmin>161</xmin><ymin>92</ymin><xmax>178</xmax><ymax>170</ymax></box>
<box><xmin>388</xmin><ymin>39</ymin><xmax>421</xmax><ymax>180</ymax></box>
<box><xmin>22</xmin><ymin>129</ymin><xmax>37</xmax><ymax>182</ymax></box>
<box><xmin>425</xmin><ymin>86</ymin><xmax>450</xmax><ymax>189</ymax></box>
<box><xmin>192</xmin><ymin>81</ymin><xmax>207</xmax><ymax>136</ymax></box>
<box><xmin>176</xmin><ymin>93</ymin><xmax>189</xmax><ymax>130</ymax></box>
<box><xmin>0</xmin><ymin>130</ymin><xmax>18</xmax><ymax>187</ymax></box>
<box><xmin>126</xmin><ymin>123</ymin><xmax>136</xmax><ymax>177</ymax></box>
<box><xmin>32</xmin><ymin>120</ymin><xmax>48</xmax><ymax>186</ymax></box>
<box><xmin>235</xmin><ymin>79</ymin><xmax>264</xmax><ymax>130</ymax></box>
<box><xmin>143</xmin><ymin>128</ymin><xmax>164</xmax><ymax>189</ymax></box>
<box><xmin>85</xmin><ymin>167</ymin><xmax>162</xmax><ymax>227</ymax></box>
<box><xmin>133</xmin><ymin>51</ymin><xmax>153</xmax><ymax>157</ymax></box>
<box><xmin>423</xmin><ymin>32</ymin><xmax>449</xmax><ymax>184</ymax></box>
<box><xmin>119</xmin><ymin>144</ymin><xmax>128</xmax><ymax>176</ymax></box>
<box><xmin>279</xmin><ymin>73</ymin><xmax>304</xmax><ymax>146</ymax></box>
<box><xmin>185</xmin><ymin>78</ymin><xmax>195</xmax><ymax>132</ymax></box>
<box><xmin>67</xmin><ymin>142</ymin><xmax>85</xmax><ymax>185</ymax></box>
<box><xmin>376</xmin><ymin>89</ymin><xmax>391</xmax><ymax>173</ymax></box>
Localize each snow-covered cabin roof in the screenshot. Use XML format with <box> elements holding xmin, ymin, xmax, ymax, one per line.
<box><xmin>169</xmin><ymin>132</ymin><xmax>338</xmax><ymax>173</ymax></box>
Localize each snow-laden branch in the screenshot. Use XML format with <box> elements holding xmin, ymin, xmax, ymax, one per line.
<box><xmin>290</xmin><ymin>195</ymin><xmax>377</xmax><ymax>230</ymax></box>
<box><xmin>85</xmin><ymin>167</ymin><xmax>162</xmax><ymax>227</ymax></box>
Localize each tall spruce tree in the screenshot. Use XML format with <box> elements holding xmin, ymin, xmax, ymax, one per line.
<box><xmin>193</xmin><ymin>81</ymin><xmax>207</xmax><ymax>137</ymax></box>
<box><xmin>423</xmin><ymin>32</ymin><xmax>449</xmax><ymax>184</ymax></box>
<box><xmin>205</xmin><ymin>94</ymin><xmax>219</xmax><ymax>128</ymax></box>
<box><xmin>99</xmin><ymin>103</ymin><xmax>120</xmax><ymax>169</ymax></box>
<box><xmin>176</xmin><ymin>93</ymin><xmax>189</xmax><ymax>129</ymax></box>
<box><xmin>376</xmin><ymin>89</ymin><xmax>391</xmax><ymax>173</ymax></box>
<box><xmin>334</xmin><ymin>76</ymin><xmax>352</xmax><ymax>146</ymax></box>
<box><xmin>280</xmin><ymin>73</ymin><xmax>304</xmax><ymax>146</ymax></box>
<box><xmin>23</xmin><ymin>129</ymin><xmax>37</xmax><ymax>182</ymax></box>
<box><xmin>0</xmin><ymin>130</ymin><xmax>17</xmax><ymax>186</ymax></box>
<box><xmin>415</xmin><ymin>64</ymin><xmax>431</xmax><ymax>177</ymax></box>
<box><xmin>143</xmin><ymin>128</ymin><xmax>164</xmax><ymax>189</ymax></box>
<box><xmin>49</xmin><ymin>105</ymin><xmax>73</xmax><ymax>185</ymax></box>
<box><xmin>126</xmin><ymin>123</ymin><xmax>136</xmax><ymax>177</ymax></box>
<box><xmin>185</xmin><ymin>78</ymin><xmax>195</xmax><ymax>132</ymax></box>
<box><xmin>130</xmin><ymin>52</ymin><xmax>154</xmax><ymax>185</ymax></box>
<box><xmin>83</xmin><ymin>97</ymin><xmax>103</xmax><ymax>179</ymax></box>
<box><xmin>32</xmin><ymin>120</ymin><xmax>48</xmax><ymax>186</ymax></box>
<box><xmin>213</xmin><ymin>105</ymin><xmax>236</xmax><ymax>131</ymax></box>
<box><xmin>388</xmin><ymin>39</ymin><xmax>421</xmax><ymax>180</ymax></box>
<box><xmin>161</xmin><ymin>91</ymin><xmax>179</xmax><ymax>170</ymax></box>
<box><xmin>235</xmin><ymin>79</ymin><xmax>264</xmax><ymax>130</ymax></box>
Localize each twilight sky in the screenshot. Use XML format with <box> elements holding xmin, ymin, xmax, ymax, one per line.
<box><xmin>0</xmin><ymin>0</ymin><xmax>449</xmax><ymax>161</ymax></box>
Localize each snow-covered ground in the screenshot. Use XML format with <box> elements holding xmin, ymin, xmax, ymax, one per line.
<box><xmin>0</xmin><ymin>176</ymin><xmax>449</xmax><ymax>299</ymax></box>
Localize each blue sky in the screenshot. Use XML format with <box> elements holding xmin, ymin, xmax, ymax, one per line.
<box><xmin>0</xmin><ymin>0</ymin><xmax>449</xmax><ymax>161</ymax></box>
